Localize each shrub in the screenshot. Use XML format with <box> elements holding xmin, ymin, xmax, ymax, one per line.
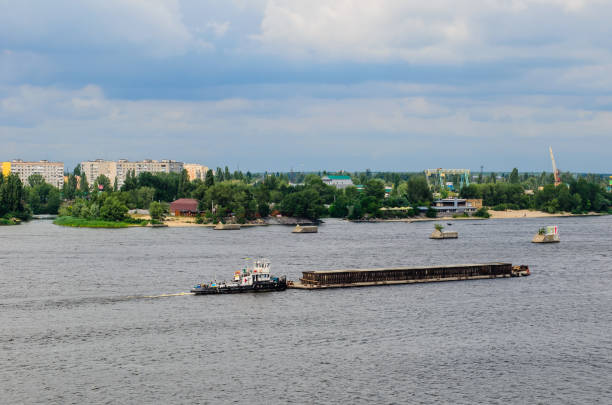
<box><xmin>425</xmin><ymin>207</ymin><xmax>437</xmax><ymax>218</ymax></box>
<box><xmin>149</xmin><ymin>201</ymin><xmax>167</xmax><ymax>221</ymax></box>
<box><xmin>474</xmin><ymin>207</ymin><xmax>490</xmax><ymax>218</ymax></box>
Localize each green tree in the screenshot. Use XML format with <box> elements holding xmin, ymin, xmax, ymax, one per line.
<box><xmin>364</xmin><ymin>179</ymin><xmax>385</xmax><ymax>200</ymax></box>
<box><xmin>460</xmin><ymin>184</ymin><xmax>480</xmax><ymax>199</ymax></box>
<box><xmin>27</xmin><ymin>183</ymin><xmax>61</xmax><ymax>214</ymax></box>
<box><xmin>93</xmin><ymin>175</ymin><xmax>112</xmax><ymax>193</ymax></box>
<box><xmin>177</xmin><ymin>169</ymin><xmax>190</xmax><ymax>198</ymax></box>
<box><xmin>149</xmin><ymin>201</ymin><xmax>166</xmax><ymax>221</ymax></box>
<box><xmin>280</xmin><ymin>189</ymin><xmax>324</xmax><ymax>220</ymax></box>
<box><xmin>62</xmin><ymin>174</ymin><xmax>78</xmax><ymax>200</ymax></box>
<box><xmin>509</xmin><ymin>168</ymin><xmax>519</xmax><ymax>184</ymax></box>
<box><xmin>0</xmin><ymin>173</ymin><xmax>30</xmax><ymax>219</ymax></box>
<box><xmin>474</xmin><ymin>207</ymin><xmax>490</xmax><ymax>218</ymax></box>
<box><xmin>121</xmin><ymin>169</ymin><xmax>139</xmax><ymax>192</ymax></box>
<box><xmin>79</xmin><ymin>172</ymin><xmax>89</xmax><ymax>196</ymax></box>
<box><xmin>99</xmin><ymin>196</ymin><xmax>128</xmax><ymax>221</ymax></box>
<box><xmin>28</xmin><ymin>174</ymin><xmax>46</xmax><ymax>188</ymax></box>
<box><xmin>329</xmin><ymin>195</ymin><xmax>350</xmax><ymax>218</ymax></box>
<box><xmin>257</xmin><ymin>201</ymin><xmax>270</xmax><ymax>217</ymax></box>
<box><xmin>204</xmin><ymin>170</ymin><xmax>215</xmax><ymax>187</ymax></box>
<box><xmin>344</xmin><ymin>185</ymin><xmax>359</xmax><ymax>201</ymax></box>
<box><xmin>215</xmin><ymin>167</ymin><xmax>224</xmax><ymax>182</ymax></box>
<box><xmin>425</xmin><ymin>206</ymin><xmax>437</xmax><ymax>218</ymax></box>
<box><xmin>405</xmin><ymin>176</ymin><xmax>432</xmax><ymax>205</ymax></box>
<box><xmin>361</xmin><ymin>195</ymin><xmax>381</xmax><ymax>216</ymax></box>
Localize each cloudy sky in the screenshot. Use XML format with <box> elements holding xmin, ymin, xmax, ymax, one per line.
<box><xmin>1</xmin><ymin>0</ymin><xmax>611</xmax><ymax>172</ymax></box>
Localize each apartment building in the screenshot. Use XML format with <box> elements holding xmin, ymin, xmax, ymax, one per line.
<box><xmin>2</xmin><ymin>160</ymin><xmax>65</xmax><ymax>188</ymax></box>
<box><xmin>81</xmin><ymin>159</ymin><xmax>185</xmax><ymax>189</ymax></box>
<box><xmin>183</xmin><ymin>163</ymin><xmax>209</xmax><ymax>181</ymax></box>
<box><xmin>81</xmin><ymin>160</ymin><xmax>117</xmax><ymax>186</ymax></box>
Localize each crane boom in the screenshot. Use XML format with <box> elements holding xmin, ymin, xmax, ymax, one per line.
<box><xmin>549</xmin><ymin>146</ymin><xmax>561</xmax><ymax>186</ymax></box>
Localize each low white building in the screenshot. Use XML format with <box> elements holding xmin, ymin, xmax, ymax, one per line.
<box><xmin>322</xmin><ymin>175</ymin><xmax>354</xmax><ymax>189</ymax></box>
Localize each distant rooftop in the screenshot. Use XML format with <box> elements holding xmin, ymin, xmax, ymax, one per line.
<box><xmin>325</xmin><ymin>175</ymin><xmax>352</xmax><ymax>180</ymax></box>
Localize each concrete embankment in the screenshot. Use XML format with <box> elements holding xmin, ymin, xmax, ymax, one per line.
<box><xmin>292</xmin><ymin>225</ymin><xmax>318</xmax><ymax>233</ymax></box>
<box><xmin>429</xmin><ymin>229</ymin><xmax>458</xmax><ymax>239</ymax></box>
<box><xmin>214</xmin><ymin>222</ymin><xmax>241</xmax><ymax>230</ymax></box>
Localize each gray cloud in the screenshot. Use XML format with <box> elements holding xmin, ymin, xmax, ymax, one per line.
<box><xmin>0</xmin><ymin>1</ymin><xmax>611</xmax><ymax>172</ymax></box>
<box><xmin>1</xmin><ymin>84</ymin><xmax>610</xmax><ymax>171</ymax></box>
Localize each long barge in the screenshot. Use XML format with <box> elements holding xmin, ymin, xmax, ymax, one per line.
<box><xmin>288</xmin><ymin>262</ymin><xmax>529</xmax><ymax>289</ymax></box>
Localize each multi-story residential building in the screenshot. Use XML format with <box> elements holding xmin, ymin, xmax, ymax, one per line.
<box><xmin>183</xmin><ymin>163</ymin><xmax>209</xmax><ymax>181</ymax></box>
<box><xmin>81</xmin><ymin>159</ymin><xmax>117</xmax><ymax>187</ymax></box>
<box><xmin>2</xmin><ymin>160</ymin><xmax>64</xmax><ymax>188</ymax></box>
<box><xmin>115</xmin><ymin>159</ymin><xmax>183</xmax><ymax>188</ymax></box>
<box><xmin>81</xmin><ymin>159</ymin><xmax>185</xmax><ymax>189</ymax></box>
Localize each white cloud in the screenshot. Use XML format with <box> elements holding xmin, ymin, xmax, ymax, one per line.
<box><xmin>254</xmin><ymin>0</ymin><xmax>612</xmax><ymax>63</ymax></box>
<box><xmin>206</xmin><ymin>21</ymin><xmax>231</xmax><ymax>37</ymax></box>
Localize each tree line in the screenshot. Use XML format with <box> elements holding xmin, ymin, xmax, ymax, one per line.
<box><xmin>5</xmin><ymin>165</ymin><xmax>611</xmax><ymax>225</ymax></box>
<box><xmin>460</xmin><ymin>169</ymin><xmax>611</xmax><ymax>213</ymax></box>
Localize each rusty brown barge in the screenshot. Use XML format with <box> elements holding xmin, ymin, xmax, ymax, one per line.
<box><xmin>288</xmin><ymin>263</ymin><xmax>530</xmax><ymax>289</ymax></box>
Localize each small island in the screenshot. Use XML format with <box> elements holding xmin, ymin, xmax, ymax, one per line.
<box><xmin>532</xmin><ymin>226</ymin><xmax>560</xmax><ymax>243</ymax></box>
<box><xmin>429</xmin><ymin>224</ymin><xmax>458</xmax><ymax>239</ymax></box>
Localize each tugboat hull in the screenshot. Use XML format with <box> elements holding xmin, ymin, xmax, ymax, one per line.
<box><xmin>191</xmin><ymin>280</ymin><xmax>287</xmax><ymax>295</ymax></box>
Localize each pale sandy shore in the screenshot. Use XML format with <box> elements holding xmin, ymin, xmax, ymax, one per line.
<box><xmin>162</xmin><ymin>217</ymin><xmax>268</xmax><ymax>228</ymax></box>
<box><xmin>488</xmin><ymin>209</ymin><xmax>600</xmax><ymax>219</ymax></box>
<box><xmin>350</xmin><ymin>210</ymin><xmax>602</xmax><ymax>223</ymax></box>
<box><xmin>130</xmin><ymin>210</ymin><xmax>602</xmax><ymax>228</ymax></box>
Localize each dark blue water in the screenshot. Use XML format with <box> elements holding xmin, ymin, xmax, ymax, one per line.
<box><xmin>1</xmin><ymin>217</ymin><xmax>611</xmax><ymax>404</ymax></box>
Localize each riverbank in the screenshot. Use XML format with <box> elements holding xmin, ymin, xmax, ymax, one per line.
<box><xmin>53</xmin><ymin>216</ymin><xmax>148</xmax><ymax>228</ymax></box>
<box><xmin>348</xmin><ymin>209</ymin><xmax>603</xmax><ymax>223</ymax></box>
<box><xmin>0</xmin><ymin>218</ymin><xmax>22</xmax><ymax>225</ymax></box>
<box><xmin>55</xmin><ymin>209</ymin><xmax>603</xmax><ymax>229</ymax></box>
<box><xmin>488</xmin><ymin>209</ymin><xmax>602</xmax><ymax>219</ymax></box>
<box><xmin>132</xmin><ymin>214</ymin><xmax>306</xmax><ymax>228</ymax></box>
<box><xmin>353</xmin><ymin>217</ymin><xmax>486</xmax><ymax>223</ymax></box>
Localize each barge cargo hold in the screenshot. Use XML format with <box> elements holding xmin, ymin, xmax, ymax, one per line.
<box><xmin>289</xmin><ymin>263</ymin><xmax>529</xmax><ymax>289</ymax></box>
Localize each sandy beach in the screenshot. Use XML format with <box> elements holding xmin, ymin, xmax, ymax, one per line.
<box><xmin>129</xmin><ymin>210</ymin><xmax>601</xmax><ymax>227</ymax></box>
<box><xmin>487</xmin><ymin>209</ymin><xmax>599</xmax><ymax>219</ymax></box>
<box><xmin>163</xmin><ymin>216</ymin><xmax>212</xmax><ymax>227</ymax></box>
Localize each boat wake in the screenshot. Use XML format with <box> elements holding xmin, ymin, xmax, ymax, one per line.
<box><xmin>1</xmin><ymin>292</ymin><xmax>195</xmax><ymax>311</ymax></box>
<box><xmin>135</xmin><ymin>292</ymin><xmax>195</xmax><ymax>299</ymax></box>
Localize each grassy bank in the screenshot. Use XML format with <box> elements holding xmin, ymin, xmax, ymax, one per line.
<box><xmin>0</xmin><ymin>218</ymin><xmax>21</xmax><ymax>225</ymax></box>
<box><xmin>53</xmin><ymin>216</ymin><xmax>146</xmax><ymax>228</ymax></box>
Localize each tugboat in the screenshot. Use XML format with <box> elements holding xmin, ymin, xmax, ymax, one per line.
<box><xmin>191</xmin><ymin>259</ymin><xmax>287</xmax><ymax>294</ymax></box>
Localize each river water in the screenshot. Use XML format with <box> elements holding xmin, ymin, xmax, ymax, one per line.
<box><xmin>1</xmin><ymin>217</ymin><xmax>611</xmax><ymax>404</ymax></box>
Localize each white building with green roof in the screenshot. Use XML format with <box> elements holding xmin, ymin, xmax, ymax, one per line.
<box><xmin>322</xmin><ymin>175</ymin><xmax>354</xmax><ymax>189</ymax></box>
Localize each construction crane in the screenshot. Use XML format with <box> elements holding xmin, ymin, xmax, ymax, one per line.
<box><xmin>424</xmin><ymin>168</ymin><xmax>470</xmax><ymax>190</ymax></box>
<box><xmin>549</xmin><ymin>146</ymin><xmax>561</xmax><ymax>186</ymax></box>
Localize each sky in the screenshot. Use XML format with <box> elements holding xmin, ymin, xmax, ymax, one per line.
<box><xmin>1</xmin><ymin>0</ymin><xmax>611</xmax><ymax>172</ymax></box>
